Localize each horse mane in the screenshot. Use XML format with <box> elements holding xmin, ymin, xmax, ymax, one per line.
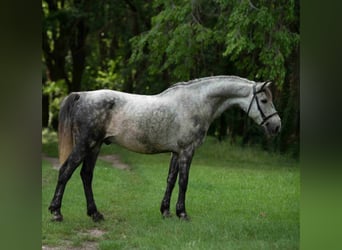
<box><xmin>160</xmin><ymin>75</ymin><xmax>253</xmax><ymax>95</ymax></box>
<box><xmin>170</xmin><ymin>75</ymin><xmax>252</xmax><ymax>89</ymax></box>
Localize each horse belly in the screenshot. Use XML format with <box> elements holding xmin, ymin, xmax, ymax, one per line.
<box><xmin>107</xmin><ymin>129</ymin><xmax>177</xmax><ymax>154</ymax></box>
<box><xmin>106</xmin><ymin>110</ymin><xmax>180</xmax><ymax>154</ymax></box>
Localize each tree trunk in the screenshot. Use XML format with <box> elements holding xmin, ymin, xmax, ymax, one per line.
<box><xmin>70</xmin><ymin>19</ymin><xmax>88</xmax><ymax>92</ymax></box>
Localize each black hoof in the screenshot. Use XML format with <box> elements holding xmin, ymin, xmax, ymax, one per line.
<box><xmin>177</xmin><ymin>212</ymin><xmax>190</xmax><ymax>221</ymax></box>
<box><xmin>50</xmin><ymin>210</ymin><xmax>63</xmax><ymax>222</ymax></box>
<box><xmin>91</xmin><ymin>211</ymin><xmax>104</xmax><ymax>222</ymax></box>
<box><xmin>162</xmin><ymin>210</ymin><xmax>173</xmax><ymax>218</ymax></box>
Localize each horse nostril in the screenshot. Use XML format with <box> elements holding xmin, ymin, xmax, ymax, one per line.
<box><xmin>274</xmin><ymin>125</ymin><xmax>280</xmax><ymax>133</ymax></box>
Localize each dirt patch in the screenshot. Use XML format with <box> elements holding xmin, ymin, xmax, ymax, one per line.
<box><xmin>42</xmin><ymin>154</ymin><xmax>131</xmax><ymax>171</ymax></box>
<box><xmin>42</xmin><ymin>155</ymin><xmax>60</xmax><ymax>170</ymax></box>
<box><xmin>42</xmin><ymin>241</ymin><xmax>98</xmax><ymax>250</ymax></box>
<box><xmin>80</xmin><ymin>228</ymin><xmax>106</xmax><ymax>238</ymax></box>
<box><xmin>98</xmin><ymin>155</ymin><xmax>131</xmax><ymax>170</ymax></box>
<box><xmin>42</xmin><ymin>243</ymin><xmax>97</xmax><ymax>250</ymax></box>
<box><xmin>42</xmin><ymin>228</ymin><xmax>106</xmax><ymax>250</ymax></box>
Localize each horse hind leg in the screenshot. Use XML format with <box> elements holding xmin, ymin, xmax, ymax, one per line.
<box><xmin>80</xmin><ymin>144</ymin><xmax>104</xmax><ymax>222</ymax></box>
<box><xmin>160</xmin><ymin>153</ymin><xmax>179</xmax><ymax>218</ymax></box>
<box><xmin>48</xmin><ymin>145</ymin><xmax>87</xmax><ymax>221</ymax></box>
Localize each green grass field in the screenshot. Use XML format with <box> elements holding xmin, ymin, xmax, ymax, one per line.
<box><xmin>42</xmin><ymin>130</ymin><xmax>299</xmax><ymax>249</ymax></box>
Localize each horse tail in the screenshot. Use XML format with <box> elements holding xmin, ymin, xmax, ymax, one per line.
<box><xmin>58</xmin><ymin>93</ymin><xmax>80</xmax><ymax>164</ymax></box>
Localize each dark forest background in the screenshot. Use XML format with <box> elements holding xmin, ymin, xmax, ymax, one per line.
<box><xmin>42</xmin><ymin>0</ymin><xmax>299</xmax><ymax>158</ymax></box>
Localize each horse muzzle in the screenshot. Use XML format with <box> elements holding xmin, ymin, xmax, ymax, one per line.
<box><xmin>263</xmin><ymin>116</ymin><xmax>281</xmax><ymax>137</ymax></box>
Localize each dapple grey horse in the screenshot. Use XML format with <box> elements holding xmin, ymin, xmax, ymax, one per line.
<box><xmin>48</xmin><ymin>75</ymin><xmax>281</xmax><ymax>222</ymax></box>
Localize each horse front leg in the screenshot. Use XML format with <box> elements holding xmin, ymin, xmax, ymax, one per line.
<box><xmin>176</xmin><ymin>147</ymin><xmax>194</xmax><ymax>220</ymax></box>
<box><xmin>80</xmin><ymin>144</ymin><xmax>104</xmax><ymax>222</ymax></box>
<box><xmin>160</xmin><ymin>153</ymin><xmax>179</xmax><ymax>218</ymax></box>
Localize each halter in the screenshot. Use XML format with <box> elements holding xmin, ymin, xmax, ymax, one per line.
<box><xmin>246</xmin><ymin>82</ymin><xmax>278</xmax><ymax>126</ymax></box>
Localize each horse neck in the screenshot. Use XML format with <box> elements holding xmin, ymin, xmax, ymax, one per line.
<box><xmin>203</xmin><ymin>77</ymin><xmax>253</xmax><ymax>120</ymax></box>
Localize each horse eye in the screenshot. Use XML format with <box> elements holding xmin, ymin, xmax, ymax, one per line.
<box><xmin>261</xmin><ymin>99</ymin><xmax>267</xmax><ymax>104</ymax></box>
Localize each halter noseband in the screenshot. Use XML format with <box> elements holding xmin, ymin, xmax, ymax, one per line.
<box><xmin>246</xmin><ymin>83</ymin><xmax>278</xmax><ymax>126</ymax></box>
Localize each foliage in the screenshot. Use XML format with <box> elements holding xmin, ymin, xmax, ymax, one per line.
<box><xmin>83</xmin><ymin>59</ymin><xmax>125</xmax><ymax>90</ymax></box>
<box><xmin>42</xmin><ymin>79</ymin><xmax>68</xmax><ymax>128</ymax></box>
<box><xmin>130</xmin><ymin>0</ymin><xmax>299</xmax><ymax>87</ymax></box>
<box><xmin>42</xmin><ymin>133</ymin><xmax>299</xmax><ymax>249</ymax></box>
<box><xmin>222</xmin><ymin>0</ymin><xmax>299</xmax><ymax>87</ymax></box>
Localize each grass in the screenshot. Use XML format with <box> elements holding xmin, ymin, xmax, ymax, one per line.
<box><xmin>42</xmin><ymin>129</ymin><xmax>299</xmax><ymax>249</ymax></box>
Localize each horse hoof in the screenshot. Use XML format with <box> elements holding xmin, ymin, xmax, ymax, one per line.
<box><xmin>177</xmin><ymin>212</ymin><xmax>190</xmax><ymax>221</ymax></box>
<box><xmin>162</xmin><ymin>210</ymin><xmax>173</xmax><ymax>218</ymax></box>
<box><xmin>91</xmin><ymin>212</ymin><xmax>104</xmax><ymax>222</ymax></box>
<box><xmin>51</xmin><ymin>211</ymin><xmax>63</xmax><ymax>222</ymax></box>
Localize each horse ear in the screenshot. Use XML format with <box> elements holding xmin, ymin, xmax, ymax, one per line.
<box><xmin>256</xmin><ymin>81</ymin><xmax>271</xmax><ymax>92</ymax></box>
<box><xmin>262</xmin><ymin>81</ymin><xmax>271</xmax><ymax>89</ymax></box>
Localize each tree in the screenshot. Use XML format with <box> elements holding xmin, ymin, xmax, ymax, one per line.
<box><xmin>42</xmin><ymin>0</ymin><xmax>90</xmax><ymax>127</ymax></box>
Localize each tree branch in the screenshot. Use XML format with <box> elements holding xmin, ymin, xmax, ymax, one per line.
<box><xmin>248</xmin><ymin>0</ymin><xmax>259</xmax><ymax>10</ymax></box>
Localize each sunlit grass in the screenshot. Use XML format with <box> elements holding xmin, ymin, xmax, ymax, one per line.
<box><xmin>42</xmin><ymin>131</ymin><xmax>299</xmax><ymax>249</ymax></box>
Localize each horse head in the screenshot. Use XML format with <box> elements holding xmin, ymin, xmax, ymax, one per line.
<box><xmin>246</xmin><ymin>81</ymin><xmax>281</xmax><ymax>136</ymax></box>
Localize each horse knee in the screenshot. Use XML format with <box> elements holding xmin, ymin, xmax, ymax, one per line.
<box><xmin>178</xmin><ymin>170</ymin><xmax>189</xmax><ymax>190</ymax></box>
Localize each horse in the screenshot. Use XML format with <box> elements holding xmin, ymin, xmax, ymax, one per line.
<box><xmin>48</xmin><ymin>75</ymin><xmax>281</xmax><ymax>222</ymax></box>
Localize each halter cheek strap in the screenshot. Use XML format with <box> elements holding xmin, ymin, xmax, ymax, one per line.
<box><xmin>246</xmin><ymin>84</ymin><xmax>278</xmax><ymax>126</ymax></box>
